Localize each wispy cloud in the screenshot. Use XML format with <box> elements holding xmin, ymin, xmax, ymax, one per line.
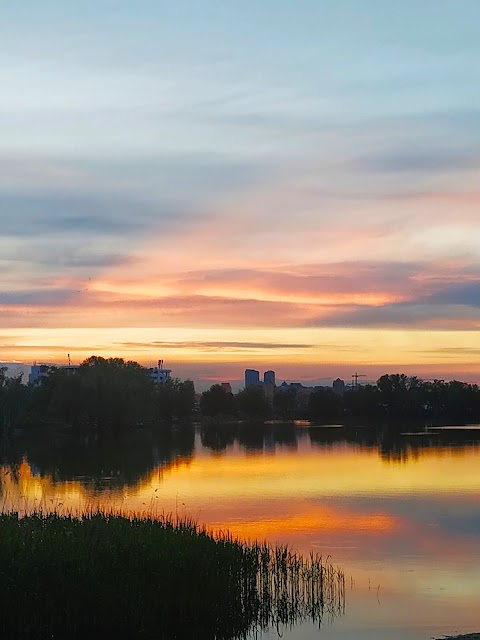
<box><xmin>0</xmin><ymin>189</ymin><xmax>186</xmax><ymax>237</ymax></box>
<box><xmin>353</xmin><ymin>149</ymin><xmax>480</xmax><ymax>174</ymax></box>
<box><xmin>117</xmin><ymin>341</ymin><xmax>314</xmax><ymax>352</ymax></box>
<box><xmin>0</xmin><ymin>289</ymin><xmax>75</xmax><ymax>306</ymax></box>
<box><xmin>424</xmin><ymin>281</ymin><xmax>480</xmax><ymax>307</ymax></box>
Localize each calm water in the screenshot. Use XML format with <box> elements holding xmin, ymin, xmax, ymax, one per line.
<box><xmin>1</xmin><ymin>422</ymin><xmax>480</xmax><ymax>639</ymax></box>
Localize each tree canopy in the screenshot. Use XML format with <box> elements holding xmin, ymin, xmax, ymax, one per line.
<box><xmin>2</xmin><ymin>363</ymin><xmax>480</xmax><ymax>432</ymax></box>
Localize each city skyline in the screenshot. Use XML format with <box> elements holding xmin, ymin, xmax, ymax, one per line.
<box><xmin>1</xmin><ymin>356</ymin><xmax>473</xmax><ymax>394</ymax></box>
<box><xmin>2</xmin><ymin>2</ymin><xmax>480</xmax><ymax>384</ymax></box>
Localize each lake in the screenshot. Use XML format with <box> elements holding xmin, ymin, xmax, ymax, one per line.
<box><xmin>1</xmin><ymin>422</ymin><xmax>479</xmax><ymax>639</ymax></box>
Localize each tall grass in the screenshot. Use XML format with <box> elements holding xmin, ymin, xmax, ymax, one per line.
<box><xmin>0</xmin><ymin>511</ymin><xmax>344</xmax><ymax>639</ymax></box>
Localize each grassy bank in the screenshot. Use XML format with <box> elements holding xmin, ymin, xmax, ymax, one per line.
<box><xmin>0</xmin><ymin>512</ymin><xmax>344</xmax><ymax>639</ymax></box>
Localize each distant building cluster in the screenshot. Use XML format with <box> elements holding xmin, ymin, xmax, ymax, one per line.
<box><xmin>243</xmin><ymin>369</ymin><xmax>348</xmax><ymax>403</ymax></box>
<box><xmin>244</xmin><ymin>369</ymin><xmax>276</xmax><ymax>402</ymax></box>
<box><xmin>244</xmin><ymin>369</ymin><xmax>276</xmax><ymax>388</ymax></box>
<box><xmin>29</xmin><ymin>360</ymin><xmax>173</xmax><ymax>386</ymax></box>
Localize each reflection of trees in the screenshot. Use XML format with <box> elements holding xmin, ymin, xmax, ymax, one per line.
<box><xmin>200</xmin><ymin>424</ymin><xmax>235</xmax><ymax>452</ymax></box>
<box><xmin>377</xmin><ymin>430</ymin><xmax>480</xmax><ymax>463</ymax></box>
<box><xmin>1</xmin><ymin>425</ymin><xmax>195</xmax><ymax>490</ymax></box>
<box><xmin>199</xmin><ymin>423</ymin><xmax>298</xmax><ymax>455</ymax></box>
<box><xmin>308</xmin><ymin>424</ymin><xmax>480</xmax><ymax>463</ymax></box>
<box><xmin>198</xmin><ymin>421</ymin><xmax>480</xmax><ymax>462</ymax></box>
<box><xmin>2</xmin><ymin>422</ymin><xmax>480</xmax><ymax>497</ymax></box>
<box><xmin>237</xmin><ymin>423</ymin><xmax>267</xmax><ymax>453</ymax></box>
<box><xmin>271</xmin><ymin>423</ymin><xmax>298</xmax><ymax>450</ymax></box>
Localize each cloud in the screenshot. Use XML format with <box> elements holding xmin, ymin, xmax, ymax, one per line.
<box><xmin>2</xmin><ymin>249</ymin><xmax>132</xmax><ymax>270</ymax></box>
<box><xmin>0</xmin><ymin>344</ymin><xmax>94</xmax><ymax>354</ymax></box>
<box><xmin>384</xmin><ymin>108</ymin><xmax>480</xmax><ymax>136</ymax></box>
<box><xmin>424</xmin><ymin>281</ymin><xmax>480</xmax><ymax>307</ymax></box>
<box><xmin>353</xmin><ymin>149</ymin><xmax>480</xmax><ymax>174</ymax></box>
<box><xmin>173</xmin><ymin>261</ymin><xmax>431</xmax><ymax>300</ymax></box>
<box><xmin>318</xmin><ymin>300</ymin><xmax>480</xmax><ymax>330</ymax></box>
<box><xmin>416</xmin><ymin>347</ymin><xmax>480</xmax><ymax>357</ymax></box>
<box><xmin>0</xmin><ymin>289</ymin><xmax>74</xmax><ymax>306</ymax></box>
<box><xmin>310</xmin><ymin>302</ymin><xmax>451</xmax><ymax>329</ymax></box>
<box><xmin>0</xmin><ymin>186</ymin><xmax>193</xmax><ymax>286</ymax></box>
<box><xmin>117</xmin><ymin>340</ymin><xmax>314</xmax><ymax>351</ymax></box>
<box><xmin>3</xmin><ymin>258</ymin><xmax>480</xmax><ymax>331</ymax></box>
<box><xmin>0</xmin><ymin>189</ymin><xmax>185</xmax><ymax>237</ymax></box>
<box><xmin>0</xmin><ymin>294</ymin><xmax>315</xmax><ymax>329</ymax></box>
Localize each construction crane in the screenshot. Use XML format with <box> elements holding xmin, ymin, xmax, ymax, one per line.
<box><xmin>352</xmin><ymin>372</ymin><xmax>366</xmax><ymax>389</ymax></box>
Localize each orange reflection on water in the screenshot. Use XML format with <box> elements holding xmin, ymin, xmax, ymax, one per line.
<box><xmin>134</xmin><ymin>444</ymin><xmax>480</xmax><ymax>505</ymax></box>
<box><xmin>209</xmin><ymin>505</ymin><xmax>400</xmax><ymax>543</ymax></box>
<box><xmin>0</xmin><ymin>460</ymin><xmax>87</xmax><ymax>513</ymax></box>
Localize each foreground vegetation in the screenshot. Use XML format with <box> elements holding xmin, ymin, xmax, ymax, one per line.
<box><xmin>2</xmin><ymin>357</ymin><xmax>480</xmax><ymax>432</ymax></box>
<box><xmin>0</xmin><ymin>512</ymin><xmax>345</xmax><ymax>640</ymax></box>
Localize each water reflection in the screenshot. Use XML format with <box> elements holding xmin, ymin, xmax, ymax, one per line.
<box><xmin>1</xmin><ymin>425</ymin><xmax>195</xmax><ymax>490</ymax></box>
<box><xmin>1</xmin><ymin>423</ymin><xmax>480</xmax><ymax>639</ymax></box>
<box><xmin>2</xmin><ymin>423</ymin><xmax>480</xmax><ymax>494</ymax></box>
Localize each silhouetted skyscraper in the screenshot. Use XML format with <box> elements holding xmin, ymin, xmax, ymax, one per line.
<box><xmin>245</xmin><ymin>369</ymin><xmax>260</xmax><ymax>387</ymax></box>
<box><xmin>263</xmin><ymin>370</ymin><xmax>276</xmax><ymax>387</ymax></box>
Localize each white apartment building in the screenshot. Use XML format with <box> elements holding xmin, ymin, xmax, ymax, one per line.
<box><xmin>148</xmin><ymin>360</ymin><xmax>172</xmax><ymax>384</ymax></box>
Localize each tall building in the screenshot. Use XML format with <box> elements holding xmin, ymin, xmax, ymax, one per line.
<box><xmin>263</xmin><ymin>370</ymin><xmax>276</xmax><ymax>387</ymax></box>
<box><xmin>148</xmin><ymin>359</ymin><xmax>172</xmax><ymax>384</ymax></box>
<box><xmin>245</xmin><ymin>369</ymin><xmax>260</xmax><ymax>387</ymax></box>
<box><xmin>263</xmin><ymin>370</ymin><xmax>276</xmax><ymax>403</ymax></box>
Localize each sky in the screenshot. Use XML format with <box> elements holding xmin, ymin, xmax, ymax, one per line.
<box><xmin>1</xmin><ymin>1</ymin><xmax>480</xmax><ymax>389</ymax></box>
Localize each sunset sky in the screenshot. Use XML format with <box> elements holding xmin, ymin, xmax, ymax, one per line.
<box><xmin>2</xmin><ymin>1</ymin><xmax>480</xmax><ymax>388</ymax></box>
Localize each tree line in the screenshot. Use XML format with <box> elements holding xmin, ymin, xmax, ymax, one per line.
<box><xmin>2</xmin><ymin>361</ymin><xmax>480</xmax><ymax>432</ymax></box>
<box><xmin>202</xmin><ymin>374</ymin><xmax>480</xmax><ymax>424</ymax></box>
<box><xmin>309</xmin><ymin>374</ymin><xmax>480</xmax><ymax>423</ymax></box>
<box><xmin>1</xmin><ymin>357</ymin><xmax>195</xmax><ymax>432</ymax></box>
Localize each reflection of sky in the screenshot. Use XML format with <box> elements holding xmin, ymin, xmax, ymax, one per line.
<box><xmin>2</xmin><ymin>436</ymin><xmax>480</xmax><ymax>638</ymax></box>
<box><xmin>2</xmin><ymin>2</ymin><xmax>480</xmax><ymax>385</ymax></box>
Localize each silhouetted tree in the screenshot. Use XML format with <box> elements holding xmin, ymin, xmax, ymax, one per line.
<box><xmin>376</xmin><ymin>374</ymin><xmax>424</xmax><ymax>418</ymax></box>
<box><xmin>236</xmin><ymin>386</ymin><xmax>269</xmax><ymax>419</ymax></box>
<box><xmin>344</xmin><ymin>384</ymin><xmax>382</xmax><ymax>419</ymax></box>
<box><xmin>273</xmin><ymin>388</ymin><xmax>297</xmax><ymax>419</ymax></box>
<box><xmin>200</xmin><ymin>384</ymin><xmax>235</xmax><ymax>418</ymax></box>
<box><xmin>154</xmin><ymin>378</ymin><xmax>196</xmax><ymax>421</ymax></box>
<box><xmin>0</xmin><ymin>369</ymin><xmax>29</xmax><ymax>430</ymax></box>
<box><xmin>307</xmin><ymin>389</ymin><xmax>342</xmax><ymax>421</ymax></box>
<box><xmin>79</xmin><ymin>357</ymin><xmax>154</xmax><ymax>430</ymax></box>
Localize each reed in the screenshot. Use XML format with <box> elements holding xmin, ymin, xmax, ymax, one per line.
<box><xmin>0</xmin><ymin>510</ymin><xmax>344</xmax><ymax>639</ymax></box>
